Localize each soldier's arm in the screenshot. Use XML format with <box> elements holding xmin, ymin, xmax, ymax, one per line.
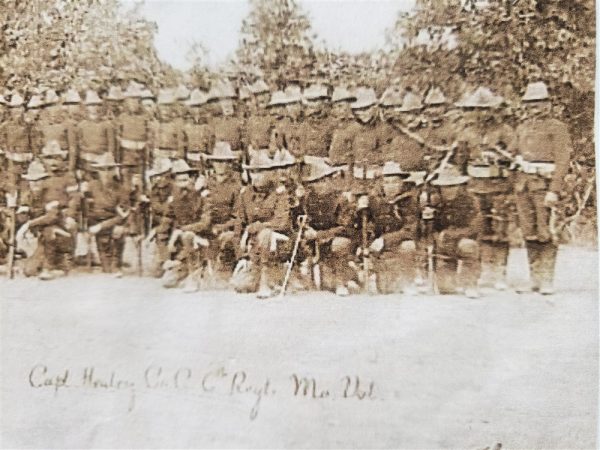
<box><xmin>550</xmin><ymin>121</ymin><xmax>573</xmax><ymax>193</ymax></box>
<box><xmin>106</xmin><ymin>122</ymin><xmax>116</xmax><ymax>158</ymax></box>
<box><xmin>67</xmin><ymin>122</ymin><xmax>77</xmax><ymax>172</ymax></box>
<box><xmin>176</xmin><ymin>120</ymin><xmax>185</xmax><ymax>159</ymax></box>
<box><xmin>260</xmin><ymin>188</ymin><xmax>291</xmax><ymax>232</ymax></box>
<box><xmin>181</xmin><ymin>190</ymin><xmax>212</xmax><ymax>233</ymax></box>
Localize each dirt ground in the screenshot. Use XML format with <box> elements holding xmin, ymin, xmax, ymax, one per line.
<box><xmin>1</xmin><ymin>246</ymin><xmax>598</xmax><ymax>449</ymax></box>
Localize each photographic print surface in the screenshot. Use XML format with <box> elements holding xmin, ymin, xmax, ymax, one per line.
<box><xmin>0</xmin><ymin>0</ymin><xmax>597</xmax><ymax>448</ymax></box>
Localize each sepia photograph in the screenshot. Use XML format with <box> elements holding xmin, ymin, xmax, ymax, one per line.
<box><xmin>0</xmin><ymin>0</ymin><xmax>597</xmax><ymax>448</ymax></box>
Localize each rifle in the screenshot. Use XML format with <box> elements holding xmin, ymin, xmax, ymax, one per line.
<box><xmin>6</xmin><ymin>189</ymin><xmax>18</xmax><ymax>279</ymax></box>
<box><xmin>137</xmin><ymin>146</ymin><xmax>150</xmax><ymax>276</ymax></box>
<box><xmin>279</xmin><ymin>214</ymin><xmax>307</xmax><ymax>298</ymax></box>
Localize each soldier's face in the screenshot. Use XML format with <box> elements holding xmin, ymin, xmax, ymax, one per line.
<box><xmin>249</xmin><ymin>170</ymin><xmax>268</xmax><ymax>188</ymax></box>
<box><xmin>158</xmin><ymin>105</ymin><xmax>172</xmax><ymax>120</ymax></box>
<box><xmin>219</xmin><ymin>99</ymin><xmax>234</xmax><ymax>116</ymax></box>
<box><xmin>382</xmin><ymin>176</ymin><xmax>402</xmax><ymax>198</ymax></box>
<box><xmin>125</xmin><ymin>98</ymin><xmax>140</xmax><ymax>113</ymax></box>
<box><xmin>286</xmin><ymin>102</ymin><xmax>301</xmax><ymax>120</ymax></box>
<box><xmin>43</xmin><ymin>156</ymin><xmax>64</xmax><ymax>173</ymax></box>
<box><xmin>86</xmin><ymin>105</ymin><xmax>99</xmax><ymax>120</ymax></box>
<box><xmin>10</xmin><ymin>107</ymin><xmax>23</xmax><ymax>120</ymax></box>
<box><xmin>25</xmin><ymin>108</ymin><xmax>39</xmax><ymax>123</ymax></box>
<box><xmin>256</xmin><ymin>93</ymin><xmax>269</xmax><ymax>110</ymax></box>
<box><xmin>426</xmin><ymin>105</ymin><xmax>445</xmax><ymax>123</ymax></box>
<box><xmin>304</xmin><ymin>99</ymin><xmax>323</xmax><ymax>116</ymax></box>
<box><xmin>440</xmin><ymin>185</ymin><xmax>461</xmax><ymax>200</ymax></box>
<box><xmin>65</xmin><ymin>104</ymin><xmax>80</xmax><ymax>118</ymax></box>
<box><xmin>331</xmin><ymin>101</ymin><xmax>351</xmax><ymax>119</ymax></box>
<box><xmin>29</xmin><ymin>179</ymin><xmax>44</xmax><ymax>192</ymax></box>
<box><xmin>212</xmin><ymin>161</ymin><xmax>230</xmax><ymax>176</ymax></box>
<box><xmin>353</xmin><ymin>106</ymin><xmax>376</xmax><ymax>124</ymax></box>
<box><xmin>98</xmin><ymin>169</ymin><xmax>115</xmax><ymax>185</ymax></box>
<box><xmin>174</xmin><ymin>174</ymin><xmax>191</xmax><ymax>189</ymax></box>
<box><xmin>142</xmin><ymin>101</ymin><xmax>155</xmax><ymax>116</ymax></box>
<box><xmin>380</xmin><ymin>107</ymin><xmax>399</xmax><ymax>122</ymax></box>
<box><xmin>524</xmin><ymin>100</ymin><xmax>550</xmax><ymax>117</ymax></box>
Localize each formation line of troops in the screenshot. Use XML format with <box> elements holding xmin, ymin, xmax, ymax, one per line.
<box><xmin>0</xmin><ymin>78</ymin><xmax>571</xmax><ymax>298</ymax></box>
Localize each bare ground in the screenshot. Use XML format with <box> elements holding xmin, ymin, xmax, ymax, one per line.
<box><xmin>0</xmin><ymin>246</ymin><xmax>598</xmax><ymax>449</ymax></box>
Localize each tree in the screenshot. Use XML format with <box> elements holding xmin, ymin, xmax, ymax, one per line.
<box><xmin>235</xmin><ymin>0</ymin><xmax>317</xmax><ymax>86</ymax></box>
<box><xmin>0</xmin><ymin>0</ymin><xmax>169</xmax><ymax>93</ymax></box>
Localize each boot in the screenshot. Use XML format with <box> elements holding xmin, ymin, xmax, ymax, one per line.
<box><xmin>256</xmin><ymin>266</ymin><xmax>273</xmax><ymax>299</ymax></box>
<box><xmin>538</xmin><ymin>243</ymin><xmax>558</xmax><ymax>295</ymax></box>
<box><xmin>519</xmin><ymin>241</ymin><xmax>543</xmax><ymax>293</ymax></box>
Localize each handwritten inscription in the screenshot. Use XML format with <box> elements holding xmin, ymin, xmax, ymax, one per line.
<box><xmin>28</xmin><ymin>364</ymin><xmax>376</xmax><ymax>420</ymax></box>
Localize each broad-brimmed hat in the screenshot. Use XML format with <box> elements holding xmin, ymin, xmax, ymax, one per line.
<box><xmin>380</xmin><ymin>86</ymin><xmax>404</xmax><ymax>107</ymax></box>
<box><xmin>331</xmin><ymin>86</ymin><xmax>356</xmax><ymax>103</ymax></box>
<box><xmin>272</xmin><ymin>148</ymin><xmax>296</xmax><ymax>168</ymax></box>
<box><xmin>123</xmin><ymin>82</ymin><xmax>143</xmax><ymax>99</ymax></box>
<box><xmin>41</xmin><ymin>140</ymin><xmax>67</xmax><ymax>158</ymax></box>
<box><xmin>424</xmin><ymin>87</ymin><xmax>447</xmax><ymax>106</ymax></box>
<box><xmin>8</xmin><ymin>93</ymin><xmax>24</xmax><ymax>108</ymax></box>
<box><xmin>63</xmin><ymin>88</ymin><xmax>81</xmax><ymax>105</ymax></box>
<box><xmin>175</xmin><ymin>84</ymin><xmax>190</xmax><ymax>101</ymax></box>
<box><xmin>91</xmin><ymin>152</ymin><xmax>121</xmax><ymax>169</ymax></box>
<box><xmin>303</xmin><ymin>83</ymin><xmax>330</xmax><ymax>101</ymax></box>
<box><xmin>522</xmin><ymin>81</ymin><xmax>549</xmax><ymax>102</ymax></box>
<box><xmin>140</xmin><ymin>88</ymin><xmax>155</xmax><ymax>101</ymax></box>
<box><xmin>267</xmin><ymin>90</ymin><xmax>290</xmax><ymax>107</ymax></box>
<box><xmin>239</xmin><ymin>85</ymin><xmax>252</xmax><ymax>101</ymax></box>
<box><xmin>106</xmin><ymin>85</ymin><xmax>124</xmax><ymax>101</ymax></box>
<box><xmin>147</xmin><ymin>157</ymin><xmax>172</xmax><ymax>177</ymax></box>
<box><xmin>250</xmin><ymin>79</ymin><xmax>270</xmax><ymax>95</ymax></box>
<box><xmin>243</xmin><ymin>148</ymin><xmax>275</xmax><ymax>170</ymax></box>
<box><xmin>381</xmin><ymin>161</ymin><xmax>409</xmax><ymax>177</ymax></box>
<box><xmin>83</xmin><ymin>90</ymin><xmax>102</xmax><ymax>105</ymax></box>
<box><xmin>171</xmin><ymin>159</ymin><xmax>198</xmax><ymax>175</ymax></box>
<box><xmin>397</xmin><ymin>91</ymin><xmax>423</xmax><ymax>112</ymax></box>
<box><xmin>157</xmin><ymin>89</ymin><xmax>176</xmax><ymax>105</ymax></box>
<box><xmin>203</xmin><ymin>141</ymin><xmax>239</xmax><ymax>161</ymax></box>
<box><xmin>44</xmin><ymin>89</ymin><xmax>60</xmax><ymax>106</ymax></box>
<box><xmin>27</xmin><ymin>95</ymin><xmax>44</xmax><ymax>109</ymax></box>
<box><xmin>303</xmin><ymin>159</ymin><xmax>343</xmax><ymax>182</ymax></box>
<box><xmin>432</xmin><ymin>164</ymin><xmax>470</xmax><ymax>186</ymax></box>
<box><xmin>456</xmin><ymin>87</ymin><xmax>503</xmax><ymax>108</ymax></box>
<box><xmin>208</xmin><ymin>80</ymin><xmax>236</xmax><ymax>101</ymax></box>
<box><xmin>22</xmin><ymin>160</ymin><xmax>49</xmax><ymax>181</ymax></box>
<box><xmin>351</xmin><ymin>87</ymin><xmax>378</xmax><ymax>109</ymax></box>
<box><xmin>284</xmin><ymin>85</ymin><xmax>302</xmax><ymax>104</ymax></box>
<box><xmin>186</xmin><ymin>88</ymin><xmax>208</xmax><ymax>106</ymax></box>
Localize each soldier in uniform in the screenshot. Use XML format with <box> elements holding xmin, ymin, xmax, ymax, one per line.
<box><xmin>184</xmin><ymin>88</ymin><xmax>215</xmax><ymax>168</ymax></box>
<box><xmin>512</xmin><ymin>81</ymin><xmax>572</xmax><ymax>295</ymax></box>
<box><xmin>208</xmin><ymin>80</ymin><xmax>243</xmax><ymax>156</ymax></box>
<box><xmin>140</xmin><ymin>88</ymin><xmax>157</xmax><ymax>119</ymax></box>
<box><xmin>430</xmin><ymin>165</ymin><xmax>482</xmax><ymax>298</ymax></box>
<box><xmin>328</xmin><ymin>85</ymin><xmax>356</xmax><ymax>170</ymax></box>
<box><xmin>459</xmin><ymin>87</ymin><xmax>514</xmax><ymax>290</ymax></box>
<box><xmin>298</xmin><ymin>83</ymin><xmax>333</xmax><ymax>161</ymax></box>
<box><xmin>267</xmin><ymin>90</ymin><xmax>292</xmax><ymax>158</ymax></box>
<box><xmin>202</xmin><ymin>142</ymin><xmax>242</xmax><ymax>276</ymax></box>
<box><xmin>161</xmin><ymin>159</ymin><xmax>212</xmax><ymax>292</ymax></box>
<box><xmin>243</xmin><ymin>80</ymin><xmax>272</xmax><ymax>161</ymax></box>
<box><xmin>299</xmin><ymin>159</ymin><xmax>355</xmax><ymax>295</ymax></box>
<box><xmin>154</xmin><ymin>89</ymin><xmax>184</xmax><ymax>160</ymax></box>
<box><xmin>17</xmin><ymin>148</ymin><xmax>78</xmax><ymax>280</ymax></box>
<box><xmin>76</xmin><ymin>90</ymin><xmax>115</xmax><ymax>172</ymax></box>
<box><xmin>367</xmin><ymin>161</ymin><xmax>422</xmax><ymax>294</ymax></box>
<box><xmin>281</xmin><ymin>85</ymin><xmax>303</xmax><ymax>157</ymax></box>
<box><xmin>32</xmin><ymin>88</ymin><xmax>77</xmax><ymax>173</ymax></box>
<box><xmin>116</xmin><ymin>83</ymin><xmax>150</xmax><ymax>191</ymax></box>
<box><xmin>105</xmin><ymin>85</ymin><xmax>124</xmax><ymax>122</ymax></box>
<box><xmin>3</xmin><ymin>93</ymin><xmax>33</xmax><ymax>188</ymax></box>
<box><xmin>87</xmin><ymin>153</ymin><xmax>131</xmax><ymax>276</ymax></box>
<box><xmin>25</xmin><ymin>94</ymin><xmax>43</xmax><ymax>125</ymax></box>
<box><xmin>232</xmin><ymin>150</ymin><xmax>293</xmax><ymax>298</ymax></box>
<box><xmin>347</xmin><ymin>87</ymin><xmax>392</xmax><ymax>175</ymax></box>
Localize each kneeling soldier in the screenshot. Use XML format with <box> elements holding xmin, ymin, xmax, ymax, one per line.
<box><xmin>368</xmin><ymin>161</ymin><xmax>422</xmax><ymax>295</ymax></box>
<box><xmin>431</xmin><ymin>165</ymin><xmax>482</xmax><ymax>298</ymax></box>
<box><xmin>232</xmin><ymin>150</ymin><xmax>292</xmax><ymax>298</ymax></box>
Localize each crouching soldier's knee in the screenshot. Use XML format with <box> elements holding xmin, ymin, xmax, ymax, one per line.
<box><xmin>457</xmin><ymin>238</ymin><xmax>479</xmax><ymax>259</ymax></box>
<box><xmin>331</xmin><ymin>237</ymin><xmax>351</xmax><ymax>255</ymax></box>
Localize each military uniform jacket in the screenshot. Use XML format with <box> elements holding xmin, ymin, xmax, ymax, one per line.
<box><xmin>207</xmin><ymin>175</ymin><xmax>241</xmax><ymax>229</ymax></box>
<box><xmin>243</xmin><ymin>114</ymin><xmax>272</xmax><ymax>150</ymax></box>
<box><xmin>235</xmin><ymin>185</ymin><xmax>291</xmax><ymax>235</ymax></box>
<box><xmin>328</xmin><ymin>119</ymin><xmax>354</xmax><ymax>166</ymax></box>
<box><xmin>211</xmin><ymin>116</ymin><xmax>242</xmax><ymax>151</ymax></box>
<box><xmin>117</xmin><ymin>113</ymin><xmax>148</xmax><ymax>142</ymax></box>
<box><xmin>76</xmin><ymin>119</ymin><xmax>116</xmax><ymax>157</ymax></box>
<box><xmin>298</xmin><ymin>116</ymin><xmax>333</xmax><ymax>158</ymax></box>
<box><xmin>34</xmin><ymin>119</ymin><xmax>76</xmax><ymax>155</ymax></box>
<box><xmin>2</xmin><ymin>119</ymin><xmax>32</xmax><ymax>154</ymax></box>
<box><xmin>347</xmin><ymin>120</ymin><xmax>394</xmax><ymax>166</ymax></box>
<box><xmin>156</xmin><ymin>119</ymin><xmax>184</xmax><ymax>157</ymax></box>
<box><xmin>87</xmin><ymin>179</ymin><xmax>129</xmax><ymax>223</ymax></box>
<box><xmin>434</xmin><ymin>191</ymin><xmax>482</xmax><ymax>241</ymax></box>
<box><xmin>184</xmin><ymin>122</ymin><xmax>215</xmax><ymax>154</ymax></box>
<box><xmin>387</xmin><ymin>130</ymin><xmax>429</xmax><ymax>171</ymax></box>
<box><xmin>370</xmin><ymin>188</ymin><xmax>419</xmax><ymax>247</ymax></box>
<box><xmin>22</xmin><ymin>174</ymin><xmax>78</xmax><ymax>229</ymax></box>
<box><xmin>168</xmin><ymin>187</ymin><xmax>212</xmax><ymax>234</ymax></box>
<box><xmin>514</xmin><ymin>118</ymin><xmax>572</xmax><ymax>192</ymax></box>
<box><xmin>272</xmin><ymin>117</ymin><xmax>301</xmax><ymax>155</ymax></box>
<box><xmin>304</xmin><ymin>186</ymin><xmax>354</xmax><ymax>242</ymax></box>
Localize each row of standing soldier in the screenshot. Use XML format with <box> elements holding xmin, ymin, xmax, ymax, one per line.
<box><xmin>0</xmin><ymin>79</ymin><xmax>571</xmax><ymax>298</ymax></box>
